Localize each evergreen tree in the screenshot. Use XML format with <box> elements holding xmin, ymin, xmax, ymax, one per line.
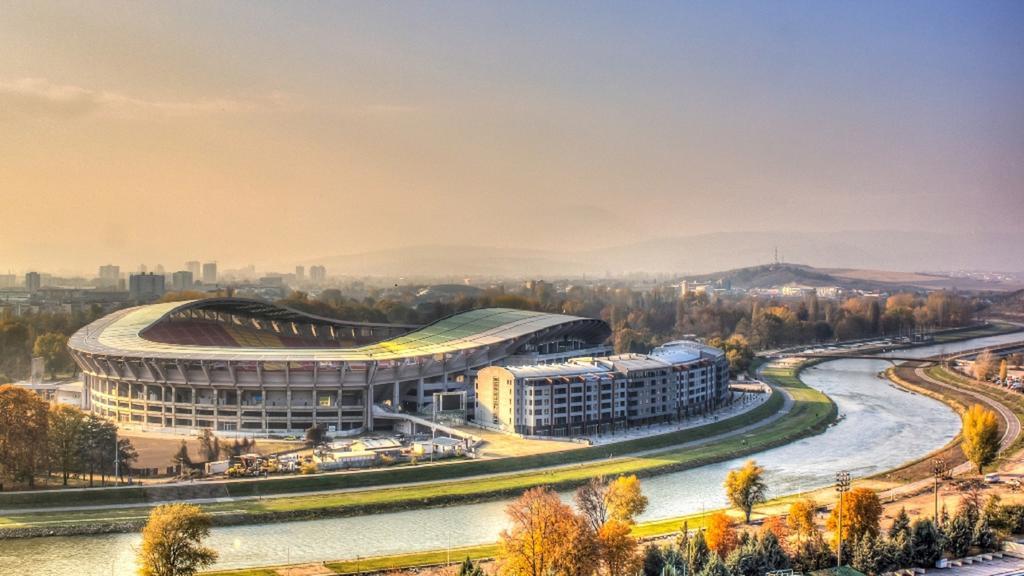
<box><xmin>790</xmin><ymin>532</ymin><xmax>833</xmax><ymax>573</ymax></box>
<box><xmin>945</xmin><ymin>511</ymin><xmax>973</xmax><ymax>558</ymax></box>
<box><xmin>688</xmin><ymin>529</ymin><xmax>711</xmax><ymax>576</ymax></box>
<box><xmin>643</xmin><ymin>544</ymin><xmax>666</xmax><ymax>576</ymax></box>
<box><xmin>911</xmin><ymin>519</ymin><xmax>943</xmax><ymax>568</ymax></box>
<box><xmin>851</xmin><ymin>535</ymin><xmax>880</xmax><ymax>575</ymax></box>
<box><xmin>662</xmin><ymin>547</ymin><xmax>686</xmax><ymax>574</ymax></box>
<box><xmin>724</xmin><ymin>537</ymin><xmax>760</xmax><ymax>576</ymax></box>
<box><xmin>697</xmin><ymin>552</ymin><xmax>730</xmax><ymax>576</ymax></box>
<box><xmin>890</xmin><ymin>531</ymin><xmax>913</xmax><ymax>571</ymax></box>
<box><xmin>457</xmin><ymin>557</ymin><xmax>484</xmax><ymax>576</ymax></box>
<box><xmin>758</xmin><ymin>531</ymin><xmax>790</xmax><ymax>573</ymax></box>
<box><xmin>889</xmin><ymin>507</ymin><xmax>911</xmax><ymax>539</ymax></box>
<box><xmin>973</xmin><ymin>516</ymin><xmax>998</xmax><ymax>551</ymax></box>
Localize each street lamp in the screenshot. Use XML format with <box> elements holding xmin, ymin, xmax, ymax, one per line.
<box><xmin>835</xmin><ymin>471</ymin><xmax>851</xmax><ymax>568</ymax></box>
<box><xmin>932</xmin><ymin>458</ymin><xmax>947</xmax><ymax>520</ymax></box>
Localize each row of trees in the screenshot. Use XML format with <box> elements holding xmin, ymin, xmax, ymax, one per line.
<box><xmin>0</xmin><ymin>384</ymin><xmax>136</xmax><ymax>488</ymax></box>
<box><xmin>974</xmin><ymin>350</ymin><xmax>1023</xmax><ymax>381</ymax></box>
<box><xmin>275</xmin><ymin>286</ymin><xmax>979</xmax><ymax>368</ymax></box>
<box><xmin>498</xmin><ymin>475</ymin><xmax>649</xmax><ymax>575</ymax></box>
<box><xmin>0</xmin><ymin>306</ymin><xmax>104</xmax><ymax>382</ymax></box>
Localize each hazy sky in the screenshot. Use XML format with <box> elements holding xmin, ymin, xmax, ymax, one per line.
<box><xmin>2</xmin><ymin>1</ymin><xmax>1022</xmax><ymax>274</ymax></box>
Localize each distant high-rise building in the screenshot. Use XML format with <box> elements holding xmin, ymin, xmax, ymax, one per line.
<box><xmin>171</xmin><ymin>271</ymin><xmax>193</xmax><ymax>291</ymax></box>
<box><xmin>186</xmin><ymin>261</ymin><xmax>201</xmax><ymax>278</ymax></box>
<box><xmin>0</xmin><ymin>274</ymin><xmax>16</xmax><ymax>288</ymax></box>
<box><xmin>25</xmin><ymin>272</ymin><xmax>41</xmax><ymax>293</ymax></box>
<box><xmin>202</xmin><ymin>262</ymin><xmax>217</xmax><ymax>285</ymax></box>
<box><xmin>154</xmin><ymin>264</ymin><xmax>165</xmax><ymax>276</ymax></box>
<box><xmin>129</xmin><ymin>273</ymin><xmax>165</xmax><ymax>302</ymax></box>
<box><xmin>295</xmin><ymin>266</ymin><xmax>305</xmax><ymax>282</ymax></box>
<box><xmin>98</xmin><ymin>265</ymin><xmax>120</xmax><ymax>287</ymax></box>
<box><xmin>309</xmin><ymin>265</ymin><xmax>326</xmax><ymax>283</ymax></box>
<box><xmin>138</xmin><ymin>264</ymin><xmax>148</xmax><ymax>274</ymax></box>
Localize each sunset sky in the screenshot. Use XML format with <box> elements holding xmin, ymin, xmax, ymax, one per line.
<box><xmin>2</xmin><ymin>1</ymin><xmax>1022</xmax><ymax>274</ymax></box>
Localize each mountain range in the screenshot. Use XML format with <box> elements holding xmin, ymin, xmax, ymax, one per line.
<box><xmin>298</xmin><ymin>230</ymin><xmax>1023</xmax><ymax>281</ymax></box>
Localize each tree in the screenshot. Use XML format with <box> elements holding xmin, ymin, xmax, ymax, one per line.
<box><xmin>173</xmin><ymin>439</ymin><xmax>193</xmax><ymax>473</ymax></box>
<box><xmin>972</xmin><ymin>515</ymin><xmax>998</xmax><ymax>551</ymax></box>
<box><xmin>910</xmin><ymin>518</ymin><xmax>942</xmax><ymax>567</ymax></box>
<box><xmin>305</xmin><ymin>423</ymin><xmax>327</xmax><ymax>446</ymax></box>
<box><xmin>642</xmin><ymin>544</ymin><xmax>666</xmax><ymax>576</ymax></box>
<box><xmin>598</xmin><ymin>519</ymin><xmax>640</xmax><ymax>575</ymax></box>
<box><xmin>889</xmin><ymin>507</ymin><xmax>911</xmax><ymax>539</ymax></box>
<box><xmin>724</xmin><ymin>460</ymin><xmax>768</xmax><ymax>523</ymax></box>
<box><xmin>787</xmin><ymin>498</ymin><xmax>818</xmax><ymax>541</ymax></box>
<box><xmin>827</xmin><ymin>488</ymin><xmax>883</xmax><ymax>548</ymax></box>
<box><xmin>458</xmin><ymin>557</ymin><xmax>485</xmax><ymax>576</ymax></box>
<box><xmin>575</xmin><ymin>477</ymin><xmax>610</xmax><ymax>532</ymax></box>
<box><xmin>117</xmin><ymin>437</ymin><xmax>139</xmax><ymax>481</ymax></box>
<box><xmin>575</xmin><ymin>474</ymin><xmax>648</xmax><ymax>531</ymax></box>
<box><xmin>498</xmin><ymin>487</ymin><xmax>596</xmax><ymax>576</ymax></box>
<box><xmin>944</xmin><ymin>511</ymin><xmax>973</xmax><ymax>558</ymax></box>
<box><xmin>197</xmin><ymin>429</ymin><xmax>219</xmax><ymax>462</ymax></box>
<box><xmin>605</xmin><ymin>474</ymin><xmax>648</xmax><ymax>524</ymax></box>
<box><xmin>697</xmin><ymin>552</ymin><xmax>730</xmax><ymax>576</ymax></box>
<box><xmin>48</xmin><ymin>404</ymin><xmax>86</xmax><ymax>485</ymax></box>
<box><xmin>687</xmin><ymin>528</ymin><xmax>712</xmax><ymax>576</ymax></box>
<box><xmin>0</xmin><ymin>384</ymin><xmax>49</xmax><ymax>487</ymax></box>
<box><xmin>33</xmin><ymin>332</ymin><xmax>72</xmax><ymax>379</ymax></box>
<box><xmin>80</xmin><ymin>414</ymin><xmax>117</xmax><ymax>486</ymax></box>
<box><xmin>760</xmin><ymin>516</ymin><xmax>790</xmax><ymax>548</ymax></box>
<box><xmin>758</xmin><ymin>531</ymin><xmax>790</xmax><ymax>572</ymax></box>
<box><xmin>999</xmin><ymin>359</ymin><xmax>1008</xmax><ymax>382</ymax></box>
<box><xmin>974</xmin><ymin>351</ymin><xmax>997</xmax><ymax>380</ymax></box>
<box><xmin>962</xmin><ymin>404</ymin><xmax>1000</xmax><ymax>474</ymax></box>
<box><xmin>705</xmin><ymin>512</ymin><xmax>739</xmax><ymax>558</ymax></box>
<box><xmin>790</xmin><ymin>532</ymin><xmax>833</xmax><ymax>573</ymax></box>
<box><xmin>137</xmin><ymin>503</ymin><xmax>218</xmax><ymax>576</ymax></box>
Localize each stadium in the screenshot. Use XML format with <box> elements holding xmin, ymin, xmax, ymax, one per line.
<box><xmin>67</xmin><ymin>297</ymin><xmax>612</xmax><ymax>434</ymax></box>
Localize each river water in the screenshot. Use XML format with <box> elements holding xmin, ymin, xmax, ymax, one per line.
<box><xmin>3</xmin><ymin>333</ymin><xmax>1022</xmax><ymax>576</ymax></box>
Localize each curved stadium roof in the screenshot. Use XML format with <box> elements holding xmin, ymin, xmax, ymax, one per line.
<box><xmin>69</xmin><ymin>299</ymin><xmax>609</xmax><ymax>363</ymax></box>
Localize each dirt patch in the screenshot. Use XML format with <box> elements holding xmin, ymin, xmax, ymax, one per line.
<box><xmin>119</xmin><ymin>431</ymin><xmax>300</xmax><ymax>470</ymax></box>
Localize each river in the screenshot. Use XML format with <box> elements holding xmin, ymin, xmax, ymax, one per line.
<box><xmin>3</xmin><ymin>332</ymin><xmax>1022</xmax><ymax>576</ymax></box>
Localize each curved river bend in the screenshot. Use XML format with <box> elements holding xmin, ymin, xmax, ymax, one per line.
<box><xmin>4</xmin><ymin>333</ymin><xmax>1022</xmax><ymax>576</ymax></box>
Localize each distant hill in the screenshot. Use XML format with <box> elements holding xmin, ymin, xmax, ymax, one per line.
<box><xmin>295</xmin><ymin>229</ymin><xmax>1024</xmax><ymax>283</ymax></box>
<box><xmin>686</xmin><ymin>263</ymin><xmax>1024</xmax><ymax>293</ymax></box>
<box><xmin>687</xmin><ymin>264</ymin><xmax>837</xmax><ymax>289</ymax></box>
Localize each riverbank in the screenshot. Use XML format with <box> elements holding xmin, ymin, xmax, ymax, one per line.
<box><xmin>0</xmin><ymin>359</ymin><xmax>836</xmax><ymax>539</ymax></box>
<box><xmin>203</xmin><ymin>334</ymin><xmax>1024</xmax><ymax>576</ymax></box>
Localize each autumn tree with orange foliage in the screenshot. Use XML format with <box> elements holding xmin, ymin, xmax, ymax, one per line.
<box><xmin>761</xmin><ymin>515</ymin><xmax>791</xmax><ymax>549</ymax></box>
<box><xmin>787</xmin><ymin>498</ymin><xmax>818</xmax><ymax>542</ymax></box>
<box><xmin>499</xmin><ymin>487</ymin><xmax>598</xmax><ymax>576</ymax></box>
<box><xmin>571</xmin><ymin>474</ymin><xmax>648</xmax><ymax>575</ymax></box>
<box><xmin>705</xmin><ymin>511</ymin><xmax>739</xmax><ymax>558</ymax></box>
<box><xmin>826</xmin><ymin>487</ymin><xmax>882</xmax><ymax>547</ymax></box>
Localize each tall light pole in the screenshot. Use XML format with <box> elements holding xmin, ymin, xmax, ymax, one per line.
<box><xmin>835</xmin><ymin>471</ymin><xmax>851</xmax><ymax>568</ymax></box>
<box><xmin>932</xmin><ymin>458</ymin><xmax>946</xmax><ymax>521</ymax></box>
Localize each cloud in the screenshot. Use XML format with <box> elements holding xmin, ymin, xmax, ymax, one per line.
<box><xmin>0</xmin><ymin>77</ymin><xmax>292</xmax><ymax>118</ymax></box>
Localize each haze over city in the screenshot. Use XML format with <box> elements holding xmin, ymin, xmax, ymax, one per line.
<box><xmin>3</xmin><ymin>1</ymin><xmax>1023</xmax><ymax>275</ymax></box>
<box><xmin>7</xmin><ymin>4</ymin><xmax>1024</xmax><ymax>576</ymax></box>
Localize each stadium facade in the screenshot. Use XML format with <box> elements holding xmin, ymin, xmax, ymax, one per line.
<box><xmin>474</xmin><ymin>341</ymin><xmax>730</xmax><ymax>437</ymax></box>
<box><xmin>68</xmin><ymin>298</ymin><xmax>612</xmax><ymax>433</ymax></box>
